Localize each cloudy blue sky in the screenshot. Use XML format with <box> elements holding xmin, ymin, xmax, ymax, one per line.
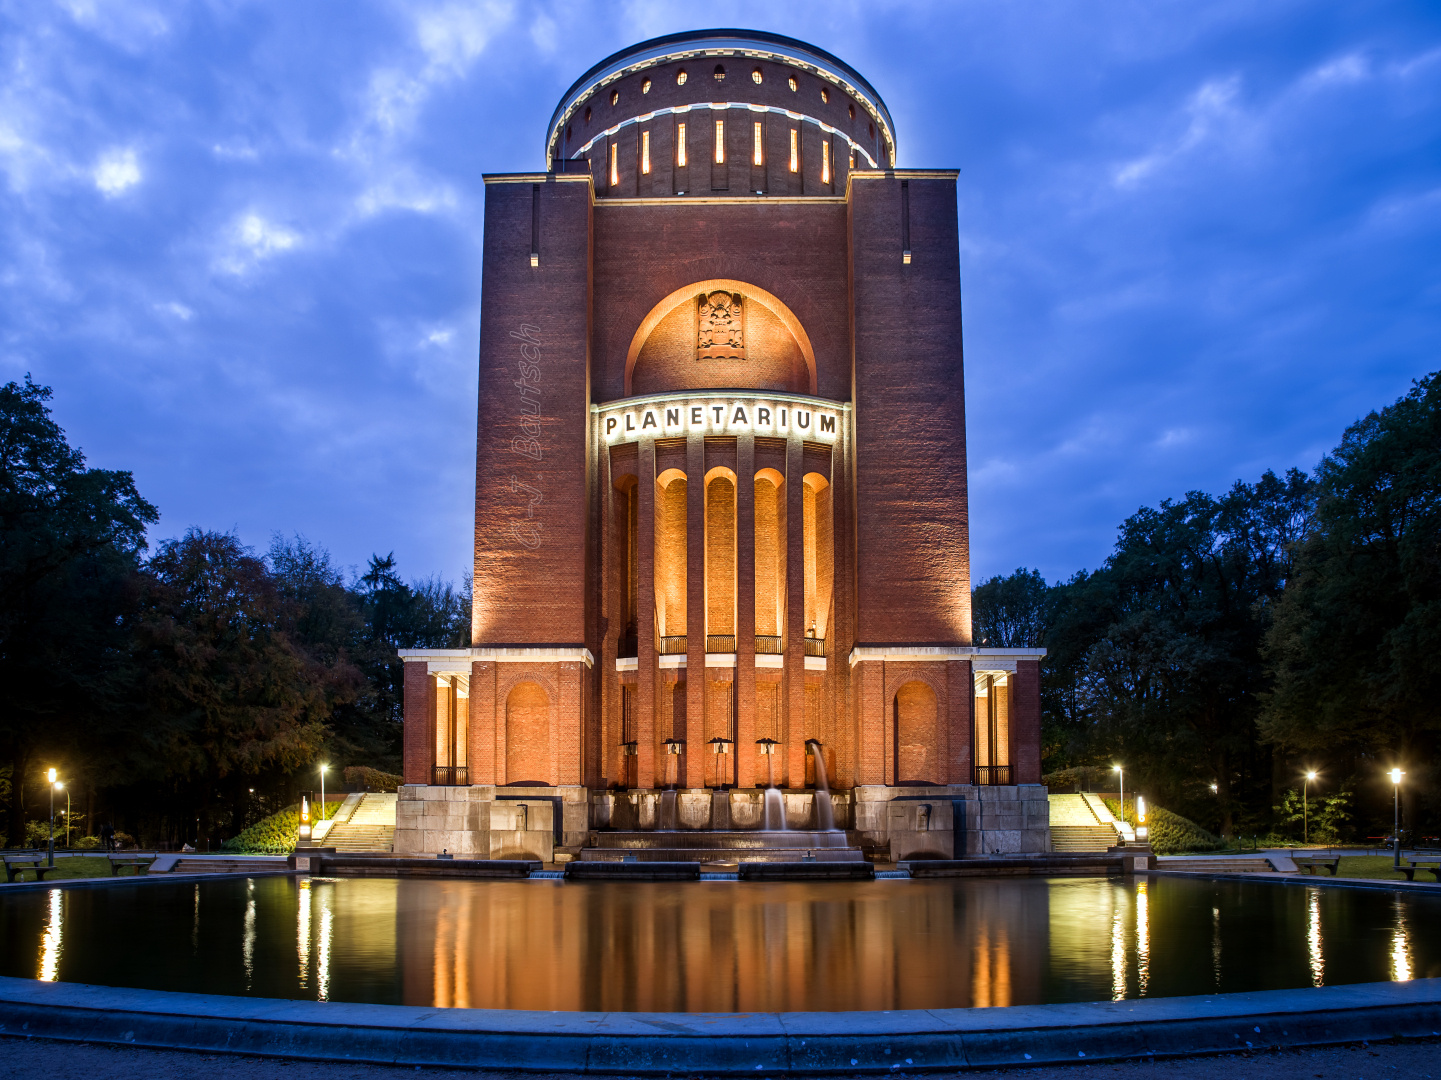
<box><xmin>2</xmin><ymin>2</ymin><xmax>1438</xmax><ymax>588</ymax></box>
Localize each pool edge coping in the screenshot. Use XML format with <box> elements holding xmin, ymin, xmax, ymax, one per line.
<box><xmin>0</xmin><ymin>975</ymin><xmax>1438</xmax><ymax>1073</ymax></box>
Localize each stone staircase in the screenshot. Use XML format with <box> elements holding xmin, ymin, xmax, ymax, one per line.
<box><xmin>323</xmin><ymin>792</ymin><xmax>397</xmax><ymax>853</ymax></box>
<box><xmin>580</xmin><ymin>830</ymin><xmax>866</xmax><ymax>864</ymax></box>
<box><xmin>1047</xmin><ymin>793</ymin><xmax>1122</xmax><ymax>852</ymax></box>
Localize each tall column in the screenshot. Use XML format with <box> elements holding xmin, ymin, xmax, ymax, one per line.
<box><xmin>1012</xmin><ymin>659</ymin><xmax>1042</xmax><ymax>784</ymax></box>
<box><xmin>469</xmin><ymin>660</ymin><xmax>494</xmax><ymax>784</ymax></box>
<box><xmin>784</xmin><ymin>436</ymin><xmax>806</xmax><ymax>787</ymax></box>
<box><xmin>685</xmin><ymin>433</ymin><xmax>706</xmax><ymax>787</ymax></box>
<box><xmin>402</xmin><ymin>662</ymin><xmax>434</xmax><ymax>785</ymax></box>
<box><xmin>946</xmin><ymin>659</ymin><xmax>973</xmax><ymax>785</ymax></box>
<box><xmin>635</xmin><ymin>439</ymin><xmax>657</xmax><ymax>790</ymax></box>
<box><xmin>736</xmin><ymin>435</ymin><xmax>757</xmax><ymax>788</ymax></box>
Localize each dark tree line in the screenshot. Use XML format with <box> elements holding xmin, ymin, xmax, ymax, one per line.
<box><xmin>0</xmin><ymin>379</ymin><xmax>468</xmax><ymax>848</ymax></box>
<box><xmin>975</xmin><ymin>372</ymin><xmax>1441</xmax><ymax>841</ymax></box>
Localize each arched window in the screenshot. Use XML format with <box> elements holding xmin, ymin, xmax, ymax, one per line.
<box><xmin>894</xmin><ymin>681</ymin><xmax>939</xmax><ymax>785</ymax></box>
<box><xmin>655</xmin><ymin>469</ymin><xmax>687</xmax><ymax>652</ymax></box>
<box><xmin>754</xmin><ymin>469</ymin><xmax>784</xmax><ymax>653</ymax></box>
<box><xmin>505</xmin><ymin>682</ymin><xmax>551</xmax><ymax>785</ymax></box>
<box><xmin>802</xmin><ymin>473</ymin><xmax>832</xmax><ymax>653</ymax></box>
<box><xmin>613</xmin><ymin>475</ymin><xmax>638</xmax><ymax>657</ymax></box>
<box><xmin>705</xmin><ymin>467</ymin><xmax>737</xmax><ymax>652</ymax></box>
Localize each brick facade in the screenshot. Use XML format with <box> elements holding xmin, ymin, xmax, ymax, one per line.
<box><xmin>400</xmin><ymin>31</ymin><xmax>1044</xmax><ymax>818</ymax></box>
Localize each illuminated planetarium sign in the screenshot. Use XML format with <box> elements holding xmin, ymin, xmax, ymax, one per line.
<box><xmin>597</xmin><ymin>393</ymin><xmax>844</xmax><ymax>444</ymax></box>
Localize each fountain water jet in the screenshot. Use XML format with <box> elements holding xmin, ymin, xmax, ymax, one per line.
<box><xmin>806</xmin><ymin>739</ymin><xmax>839</xmax><ymax>831</ymax></box>
<box><xmin>758</xmin><ymin>738</ymin><xmax>785</xmax><ymax>831</ymax></box>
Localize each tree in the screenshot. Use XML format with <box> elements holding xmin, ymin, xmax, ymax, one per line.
<box><xmin>129</xmin><ymin>530</ymin><xmax>343</xmax><ymax>845</ymax></box>
<box><xmin>0</xmin><ymin>378</ymin><xmax>156</xmax><ymax>846</ymax></box>
<box><xmin>1040</xmin><ymin>470</ymin><xmax>1314</xmax><ymax>835</ymax></box>
<box><xmin>972</xmin><ymin>568</ymin><xmax>1050</xmax><ymax>648</ymax></box>
<box><xmin>1261</xmin><ymin>372</ymin><xmax>1441</xmax><ymax>831</ymax></box>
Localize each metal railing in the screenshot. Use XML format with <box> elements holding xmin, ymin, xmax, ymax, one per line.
<box><xmin>974</xmin><ymin>766</ymin><xmax>1011</xmax><ymax>786</ymax></box>
<box><xmin>432</xmin><ymin>766</ymin><xmax>469</xmax><ymax>786</ymax></box>
<box><xmin>804</xmin><ymin>637</ymin><xmax>826</xmax><ymax>657</ymax></box>
<box><xmin>706</xmin><ymin>635</ymin><xmax>736</xmax><ymax>653</ymax></box>
<box><xmin>754</xmin><ymin>635</ymin><xmax>783</xmax><ymax>654</ymax></box>
<box><xmin>659</xmin><ymin>636</ymin><xmax>687</xmax><ymax>654</ymax></box>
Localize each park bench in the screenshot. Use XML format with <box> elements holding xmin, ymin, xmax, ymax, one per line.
<box><xmin>108</xmin><ymin>853</ymin><xmax>153</xmax><ymax>876</ymax></box>
<box><xmin>1400</xmin><ymin>857</ymin><xmax>1441</xmax><ymax>882</ymax></box>
<box><xmin>3</xmin><ymin>855</ymin><xmax>54</xmax><ymax>883</ymax></box>
<box><xmin>1293</xmin><ymin>855</ymin><xmax>1341</xmax><ymax>875</ymax></box>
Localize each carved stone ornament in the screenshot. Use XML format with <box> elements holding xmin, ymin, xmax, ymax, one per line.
<box><xmin>697</xmin><ymin>291</ymin><xmax>745</xmax><ymax>360</ymax></box>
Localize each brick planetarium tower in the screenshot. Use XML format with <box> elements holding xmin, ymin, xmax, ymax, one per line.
<box><xmin>396</xmin><ymin>29</ymin><xmax>1050</xmax><ymax>861</ymax></box>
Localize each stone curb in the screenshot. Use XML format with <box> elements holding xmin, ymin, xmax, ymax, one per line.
<box><xmin>0</xmin><ymin>976</ymin><xmax>1437</xmax><ymax>1072</ymax></box>
<box><xmin>1147</xmin><ymin>869</ymin><xmax>1441</xmax><ymax>893</ymax></box>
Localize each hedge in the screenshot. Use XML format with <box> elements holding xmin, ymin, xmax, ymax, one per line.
<box><xmin>1104</xmin><ymin>798</ymin><xmax>1224</xmax><ymax>855</ymax></box>
<box><xmin>221</xmin><ymin>801</ymin><xmax>342</xmax><ymax>854</ymax></box>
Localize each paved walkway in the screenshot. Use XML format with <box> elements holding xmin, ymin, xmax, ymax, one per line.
<box><xmin>0</xmin><ymin>1035</ymin><xmax>1435</xmax><ymax>1078</ymax></box>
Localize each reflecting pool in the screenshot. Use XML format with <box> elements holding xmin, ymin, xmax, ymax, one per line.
<box><xmin>1</xmin><ymin>876</ymin><xmax>1436</xmax><ymax>1012</ymax></box>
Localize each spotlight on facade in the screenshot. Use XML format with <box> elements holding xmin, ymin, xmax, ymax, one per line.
<box><xmin>708</xmin><ymin>737</ymin><xmax>733</xmax><ymax>755</ymax></box>
<box><xmin>756</xmin><ymin>738</ymin><xmax>778</xmax><ymax>755</ymax></box>
<box><xmin>620</xmin><ymin>741</ymin><xmax>638</xmax><ymax>757</ymax></box>
<box><xmin>663</xmin><ymin>739</ymin><xmax>684</xmax><ymax>755</ymax></box>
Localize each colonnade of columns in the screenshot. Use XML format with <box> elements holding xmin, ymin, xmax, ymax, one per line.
<box><xmin>602</xmin><ymin>430</ymin><xmax>837</xmax><ymax>791</ymax></box>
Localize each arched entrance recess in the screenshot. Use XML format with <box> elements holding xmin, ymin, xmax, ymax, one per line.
<box><xmin>505</xmin><ymin>681</ymin><xmax>552</xmax><ymax>785</ymax></box>
<box><xmin>894</xmin><ymin>680</ymin><xmax>940</xmax><ymax>785</ymax></box>
<box><xmin>624</xmin><ymin>279</ymin><xmax>818</xmax><ymax>396</ymax></box>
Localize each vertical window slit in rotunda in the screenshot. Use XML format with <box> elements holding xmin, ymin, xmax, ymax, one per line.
<box><xmin>789</xmin><ymin>128</ymin><xmax>799</xmax><ymax>172</ymax></box>
<box><xmin>677</xmin><ymin>122</ymin><xmax>687</xmax><ymax>167</ymax></box>
<box><xmin>753</xmin><ymin>121</ymin><xmax>763</xmax><ymax>166</ymax></box>
<box><xmin>714</xmin><ymin>120</ymin><xmax>725</xmax><ymax>164</ymax></box>
<box><xmin>642</xmin><ymin>130</ymin><xmax>651</xmax><ymax>175</ymax></box>
<box><xmin>529</xmin><ymin>183</ymin><xmax>539</xmax><ymax>267</ymax></box>
<box><xmin>902</xmin><ymin>178</ymin><xmax>912</xmax><ymax>264</ymax></box>
<box><xmin>609</xmin><ymin>141</ymin><xmax>619</xmax><ymax>188</ymax></box>
<box><xmin>821</xmin><ymin>139</ymin><xmax>831</xmax><ymax>185</ymax></box>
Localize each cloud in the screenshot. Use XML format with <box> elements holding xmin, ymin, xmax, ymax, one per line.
<box><xmin>215</xmin><ymin>213</ymin><xmax>301</xmax><ymax>274</ymax></box>
<box><xmin>1113</xmin><ymin>76</ymin><xmax>1243</xmax><ymax>188</ymax></box>
<box><xmin>93</xmin><ymin>147</ymin><xmax>141</xmax><ymax>196</ymax></box>
<box><xmin>155</xmin><ymin>301</ymin><xmax>193</xmax><ymax>320</ymax></box>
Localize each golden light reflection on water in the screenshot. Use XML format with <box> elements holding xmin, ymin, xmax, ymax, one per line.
<box><xmin>317</xmin><ymin>887</ymin><xmax>333</xmax><ymax>1002</ymax></box>
<box><xmin>1391</xmin><ymin>895</ymin><xmax>1411</xmax><ymax>981</ymax></box>
<box><xmin>1135</xmin><ymin>881</ymin><xmax>1149</xmax><ymax>997</ymax></box>
<box><xmin>37</xmin><ymin>889</ymin><xmax>61</xmax><ymax>982</ymax></box>
<box><xmin>242</xmin><ymin>881</ymin><xmax>256</xmax><ymax>991</ymax></box>
<box><xmin>1110</xmin><ymin>901</ymin><xmax>1126</xmax><ymax>1001</ymax></box>
<box><xmin>971</xmin><ymin>925</ymin><xmax>1012</xmax><ymax>1007</ymax></box>
<box><xmin>297</xmin><ymin>878</ymin><xmax>312</xmax><ymax>988</ymax></box>
<box><xmin>1307</xmin><ymin>888</ymin><xmax>1324</xmax><ymax>987</ymax></box>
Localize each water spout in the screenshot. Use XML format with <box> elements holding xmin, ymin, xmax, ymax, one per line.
<box><xmin>806</xmin><ymin>739</ymin><xmax>838</xmax><ymax>831</ymax></box>
<box><xmin>763</xmin><ymin>788</ymin><xmax>787</xmax><ymax>831</ymax></box>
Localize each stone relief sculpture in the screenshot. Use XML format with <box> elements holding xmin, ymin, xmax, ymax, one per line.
<box><xmin>697</xmin><ymin>291</ymin><xmax>745</xmax><ymax>359</ymax></box>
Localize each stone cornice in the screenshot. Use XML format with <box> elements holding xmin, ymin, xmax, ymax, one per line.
<box><xmin>848</xmin><ymin>646</ymin><xmax>1046</xmax><ymax>668</ymax></box>
<box><xmin>399</xmin><ymin>647</ymin><xmax>596</xmax><ymax>669</ymax></box>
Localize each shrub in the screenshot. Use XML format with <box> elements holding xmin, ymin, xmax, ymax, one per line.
<box><xmin>74</xmin><ymin>835</ymin><xmax>101</xmax><ymax>849</ymax></box>
<box><xmin>113</xmin><ymin>832</ymin><xmax>137</xmax><ymax>849</ymax></box>
<box><xmin>1104</xmin><ymin>799</ymin><xmax>1224</xmax><ymax>855</ymax></box>
<box><xmin>221</xmin><ymin>801</ymin><xmax>343</xmax><ymax>854</ymax></box>
<box><xmin>344</xmin><ymin>766</ymin><xmax>401</xmax><ymax>792</ymax></box>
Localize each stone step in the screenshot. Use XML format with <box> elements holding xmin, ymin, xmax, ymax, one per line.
<box><xmin>169</xmin><ymin>858</ymin><xmax>289</xmax><ymax>874</ymax></box>
<box><xmin>578</xmin><ymin>847</ymin><xmax>866</xmax><ymax>864</ymax></box>
<box><xmin>1050</xmin><ymin>824</ymin><xmax>1120</xmax><ymax>852</ymax></box>
<box><xmin>589</xmin><ymin>830</ymin><xmax>858</xmax><ymax>851</ymax></box>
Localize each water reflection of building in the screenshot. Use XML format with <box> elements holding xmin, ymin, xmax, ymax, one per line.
<box><xmin>394</xmin><ymin>28</ymin><xmax>1047</xmax><ymax>862</ymax></box>
<box><xmin>396</xmin><ymin>880</ymin><xmax>1047</xmax><ymax>1012</ymax></box>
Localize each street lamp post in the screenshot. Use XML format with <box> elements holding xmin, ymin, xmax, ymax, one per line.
<box><xmin>1113</xmin><ymin>764</ymin><xmax>1124</xmax><ymax>825</ymax></box>
<box><xmin>319</xmin><ymin>764</ymin><xmax>328</xmax><ymax>823</ymax></box>
<box><xmin>55</xmin><ymin>783</ymin><xmax>70</xmax><ymax>848</ymax></box>
<box><xmin>1390</xmin><ymin>768</ymin><xmax>1404</xmax><ymax>869</ymax></box>
<box><xmin>46</xmin><ymin>768</ymin><xmax>57</xmax><ymax>866</ymax></box>
<box><xmin>1303</xmin><ymin>771</ymin><xmax>1317</xmax><ymax>845</ymax></box>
